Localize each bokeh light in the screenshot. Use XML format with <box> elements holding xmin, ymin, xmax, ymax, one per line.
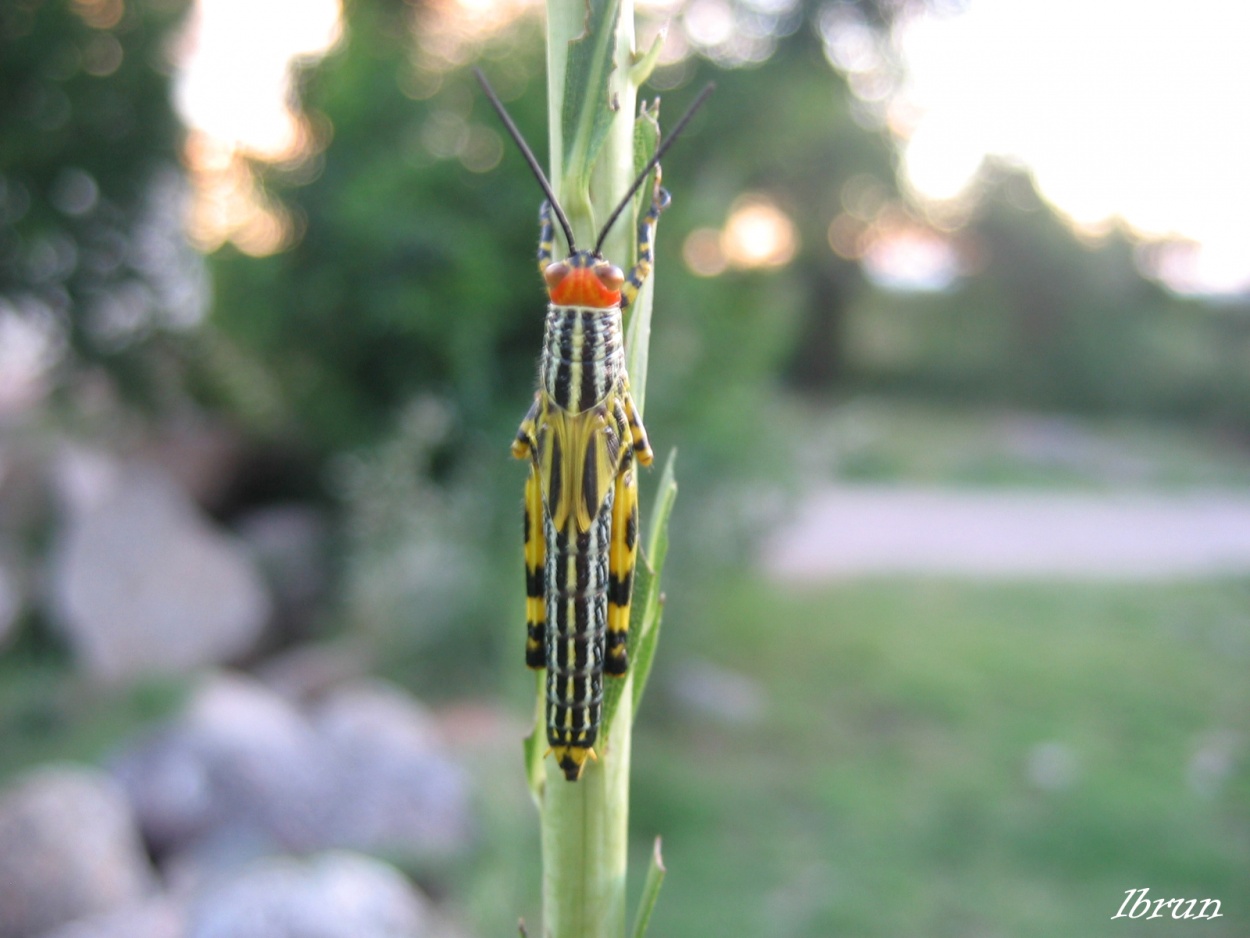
<box><xmin>682</xmin><ymin>227</ymin><xmax>728</xmax><ymax>277</ymax></box>
<box><xmin>720</xmin><ymin>195</ymin><xmax>798</xmax><ymax>269</ymax></box>
<box><xmin>683</xmin><ymin>195</ymin><xmax>798</xmax><ymax>276</ymax></box>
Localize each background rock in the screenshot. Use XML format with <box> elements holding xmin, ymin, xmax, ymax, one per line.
<box><xmin>47</xmin><ymin>457</ymin><xmax>270</xmax><ymax>681</ymax></box>
<box><xmin>186</xmin><ymin>852</ymin><xmax>431</xmax><ymax>938</ymax></box>
<box><xmin>254</xmin><ymin>641</ymin><xmax>370</xmax><ymax>706</ymax></box>
<box><xmin>111</xmin><ymin>672</ymin><xmax>471</xmax><ymax>879</ymax></box>
<box><xmin>312</xmin><ymin>681</ymin><xmax>470</xmax><ymax>855</ymax></box>
<box><xmin>111</xmin><ymin>672</ymin><xmax>330</xmax><ymax>862</ymax></box>
<box><xmin>0</xmin><ymin>765</ymin><xmax>154</xmax><ymax>938</ymax></box>
<box><xmin>34</xmin><ymin>898</ymin><xmax>184</xmax><ymax>938</ymax></box>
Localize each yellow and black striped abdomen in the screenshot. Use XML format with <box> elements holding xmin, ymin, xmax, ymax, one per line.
<box><xmin>545</xmin><ymin>493</ymin><xmax>613</xmax><ymax>780</ymax></box>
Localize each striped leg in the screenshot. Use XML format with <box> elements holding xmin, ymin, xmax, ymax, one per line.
<box><xmin>537</xmin><ymin>201</ymin><xmax>556</xmax><ymax>274</ymax></box>
<box><xmin>514</xmin><ymin>396</ymin><xmax>546</xmax><ymax>668</ymax></box>
<box><xmin>621</xmin><ymin>171</ymin><xmax>672</xmax><ymax>310</ymax></box>
<box><xmin>606</xmin><ymin>443</ymin><xmax>638</xmax><ymax>676</ymax></box>
<box><xmin>621</xmin><ymin>387</ymin><xmax>653</xmax><ymax>468</ymax></box>
<box><xmin>522</xmin><ymin>466</ymin><xmax>546</xmax><ymax>669</ymax></box>
<box><xmin>512</xmin><ymin>394</ymin><xmax>541</xmax><ymax>460</ymax></box>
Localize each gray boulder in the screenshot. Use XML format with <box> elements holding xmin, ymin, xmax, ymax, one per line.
<box><xmin>187</xmin><ymin>852</ymin><xmax>430</xmax><ymax>938</ymax></box>
<box><xmin>111</xmin><ymin>673</ymin><xmax>471</xmax><ymax>876</ymax></box>
<box><xmin>312</xmin><ymin>681</ymin><xmax>470</xmax><ymax>854</ymax></box>
<box><xmin>111</xmin><ymin>672</ymin><xmax>331</xmax><ymax>862</ymax></box>
<box><xmin>0</xmin><ymin>765</ymin><xmax>154</xmax><ymax>938</ymax></box>
<box><xmin>33</xmin><ymin>898</ymin><xmax>183</xmax><ymax>938</ymax></box>
<box><xmin>48</xmin><ymin>457</ymin><xmax>270</xmax><ymax>681</ymax></box>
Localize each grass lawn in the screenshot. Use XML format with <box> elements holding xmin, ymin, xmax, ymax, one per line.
<box><xmin>614</xmin><ymin>575</ymin><xmax>1250</xmax><ymax>938</ymax></box>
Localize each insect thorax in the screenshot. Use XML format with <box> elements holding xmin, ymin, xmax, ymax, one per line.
<box><xmin>541</xmin><ymin>304</ymin><xmax>626</xmax><ymax>414</ymax></box>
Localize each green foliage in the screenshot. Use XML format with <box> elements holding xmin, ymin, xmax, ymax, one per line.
<box><xmin>210</xmin><ymin>4</ymin><xmax>553</xmax><ymax>449</ymax></box>
<box><xmin>204</xmin><ymin>3</ymin><xmax>907</xmax><ymax>464</ymax></box>
<box><xmin>776</xmin><ymin>397</ymin><xmax>1250</xmax><ymax>492</ymax></box>
<box><xmin>0</xmin><ymin>0</ymin><xmax>197</xmax><ymax>407</ymax></box>
<box><xmin>842</xmin><ymin>166</ymin><xmax>1250</xmax><ymax>429</ymax></box>
<box><xmin>0</xmin><ymin>646</ymin><xmax>184</xmax><ymax>783</ymax></box>
<box><xmin>532</xmin><ymin>1</ymin><xmax>668</xmax><ymax>934</ymax></box>
<box><xmin>557</xmin><ymin>0</ymin><xmax>621</xmax><ymax>207</ymax></box>
<box><xmin>629</xmin><ymin>838</ymin><xmax>666</xmax><ymax>938</ymax></box>
<box><xmin>622</xmin><ymin>101</ymin><xmax>660</xmax><ymax>413</ymax></box>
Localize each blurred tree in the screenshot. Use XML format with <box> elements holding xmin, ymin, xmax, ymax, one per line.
<box><xmin>208</xmin><ymin>0</ymin><xmax>552</xmax><ymax>451</ymax></box>
<box><xmin>650</xmin><ymin>22</ymin><xmax>898</xmax><ymax>420</ymax></box>
<box><xmin>0</xmin><ymin>0</ymin><xmax>200</xmax><ymax>408</ymax></box>
<box><xmin>969</xmin><ymin>166</ymin><xmax>1162</xmax><ymax>406</ymax></box>
<box><xmin>207</xmin><ymin>0</ymin><xmax>913</xmax><ymax>454</ymax></box>
<box><xmin>842</xmin><ymin>164</ymin><xmax>1250</xmax><ymax>427</ymax></box>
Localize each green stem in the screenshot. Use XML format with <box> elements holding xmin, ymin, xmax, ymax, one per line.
<box><xmin>540</xmin><ymin>1</ymin><xmax>645</xmax><ymax>936</ymax></box>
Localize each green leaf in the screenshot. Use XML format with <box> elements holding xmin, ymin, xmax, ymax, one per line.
<box><xmin>645</xmin><ymin>446</ymin><xmax>678</xmax><ymax>565</ymax></box>
<box><xmin>629</xmin><ymin>837</ymin><xmax>667</xmax><ymax>938</ymax></box>
<box><xmin>600</xmin><ymin>448</ymin><xmax>676</xmax><ymax>732</ymax></box>
<box><xmin>629</xmin><ymin>30</ymin><xmax>665</xmax><ymax>88</ymax></box>
<box><xmin>631</xmin><ymin>101</ymin><xmax>662</xmax><ymax>223</ymax></box>
<box><xmin>623</xmin><ymin>102</ymin><xmax>662</xmax><ymax>414</ymax></box>
<box><xmin>630</xmin><ymin>448</ymin><xmax>677</xmax><ymax>716</ymax></box>
<box><xmin>561</xmin><ymin>0</ymin><xmax>622</xmax><ymax>198</ymax></box>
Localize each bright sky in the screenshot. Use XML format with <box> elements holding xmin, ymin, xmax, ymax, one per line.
<box><xmin>892</xmin><ymin>0</ymin><xmax>1250</xmax><ymax>295</ymax></box>
<box><xmin>175</xmin><ymin>0</ymin><xmax>341</xmax><ymax>160</ymax></box>
<box><xmin>175</xmin><ymin>0</ymin><xmax>1250</xmax><ymax>294</ymax></box>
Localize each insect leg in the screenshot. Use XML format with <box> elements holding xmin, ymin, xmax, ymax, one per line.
<box><xmin>515</xmin><ymin>396</ymin><xmax>546</xmax><ymax>669</ymax></box>
<box><xmin>523</xmin><ymin>465</ymin><xmax>546</xmax><ymax>669</ymax></box>
<box><xmin>512</xmin><ymin>394</ymin><xmax>541</xmax><ymax>460</ymax></box>
<box><xmin>606</xmin><ymin>415</ymin><xmax>638</xmax><ymax>676</ymax></box>
<box><xmin>620</xmin><ymin>386</ymin><xmax>654</xmax><ymax>468</ymax></box>
<box><xmin>538</xmin><ymin>201</ymin><xmax>556</xmax><ymax>274</ymax></box>
<box><xmin>621</xmin><ymin>170</ymin><xmax>672</xmax><ymax>310</ymax></box>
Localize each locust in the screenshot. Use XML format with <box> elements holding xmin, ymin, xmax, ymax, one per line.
<box><xmin>476</xmin><ymin>70</ymin><xmax>711</xmax><ymax>781</ymax></box>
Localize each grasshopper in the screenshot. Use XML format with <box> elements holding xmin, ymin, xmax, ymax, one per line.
<box><xmin>477</xmin><ymin>70</ymin><xmax>711</xmax><ymax>780</ymax></box>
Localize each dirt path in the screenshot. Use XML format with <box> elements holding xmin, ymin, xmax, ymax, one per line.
<box><xmin>761</xmin><ymin>485</ymin><xmax>1250</xmax><ymax>581</ymax></box>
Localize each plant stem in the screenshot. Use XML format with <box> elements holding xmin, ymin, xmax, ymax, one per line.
<box><xmin>540</xmin><ymin>1</ymin><xmax>645</xmax><ymax>936</ymax></box>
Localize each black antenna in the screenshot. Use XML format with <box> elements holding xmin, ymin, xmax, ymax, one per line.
<box><xmin>593</xmin><ymin>83</ymin><xmax>715</xmax><ymax>256</ymax></box>
<box><xmin>474</xmin><ymin>68</ymin><xmax>578</xmax><ymax>254</ymax></box>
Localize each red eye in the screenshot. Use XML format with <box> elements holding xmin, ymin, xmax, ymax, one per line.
<box><xmin>595</xmin><ymin>263</ymin><xmax>624</xmax><ymax>291</ymax></box>
<box><xmin>543</xmin><ymin>261</ymin><xmax>571</xmax><ymax>290</ymax></box>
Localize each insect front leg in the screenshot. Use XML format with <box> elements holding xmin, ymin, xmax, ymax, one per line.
<box><xmin>621</xmin><ymin>170</ymin><xmax>672</xmax><ymax>310</ymax></box>
<box><xmin>537</xmin><ymin>201</ymin><xmax>556</xmax><ymax>274</ymax></box>
<box><xmin>621</xmin><ymin>385</ymin><xmax>654</xmax><ymax>468</ymax></box>
<box><xmin>512</xmin><ymin>394</ymin><xmax>541</xmax><ymax>460</ymax></box>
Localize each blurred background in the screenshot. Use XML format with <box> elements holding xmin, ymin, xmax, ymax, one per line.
<box><xmin>1</xmin><ymin>0</ymin><xmax>1248</xmax><ymax>935</ymax></box>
